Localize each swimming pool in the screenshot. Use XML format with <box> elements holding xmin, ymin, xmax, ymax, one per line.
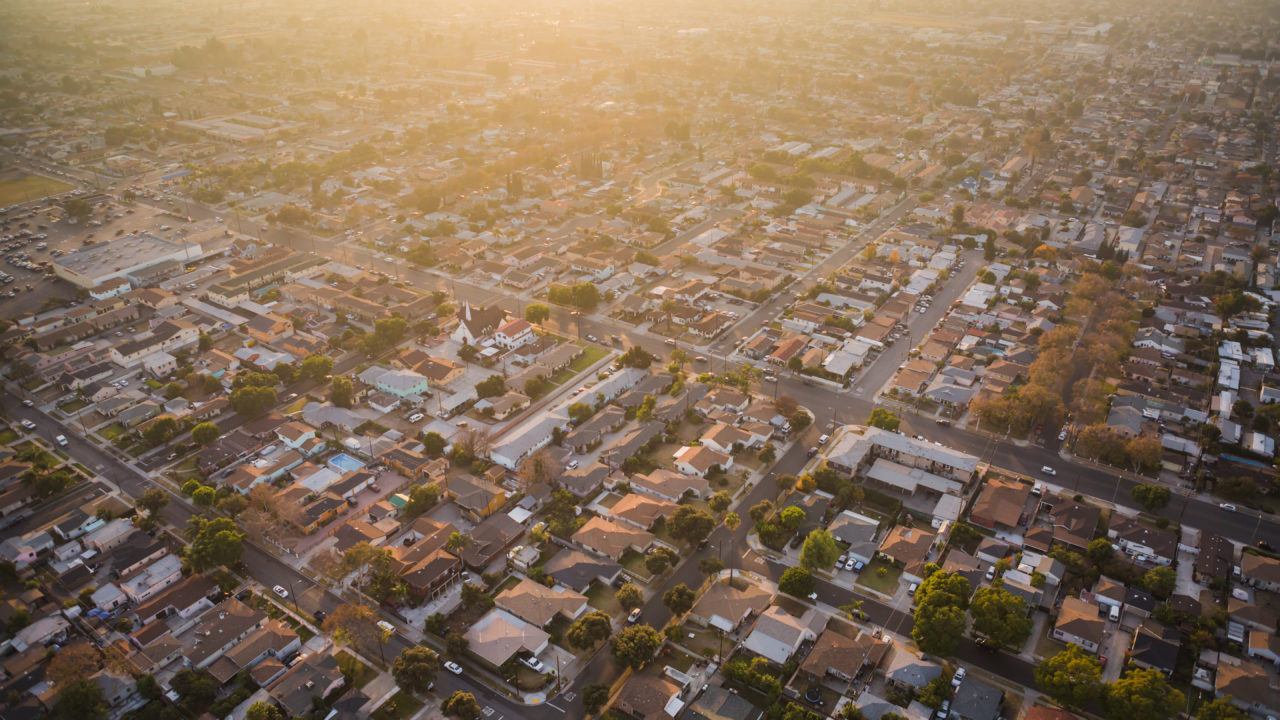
<box><xmin>327</xmin><ymin>452</ymin><xmax>366</xmax><ymax>473</ymax></box>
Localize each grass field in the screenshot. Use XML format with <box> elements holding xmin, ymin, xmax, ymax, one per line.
<box><xmin>0</xmin><ymin>173</ymin><xmax>74</xmax><ymax>206</ymax></box>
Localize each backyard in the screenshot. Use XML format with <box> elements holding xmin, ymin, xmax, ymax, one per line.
<box><xmin>585</xmin><ymin>582</ymin><xmax>624</xmax><ymax>617</ymax></box>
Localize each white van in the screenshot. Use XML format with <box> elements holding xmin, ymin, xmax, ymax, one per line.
<box><xmin>376</xmin><ymin>620</ymin><xmax>396</xmax><ymax>635</ymax></box>
<box><xmin>1108</xmin><ymin>605</ymin><xmax>1120</xmax><ymax>622</ymax></box>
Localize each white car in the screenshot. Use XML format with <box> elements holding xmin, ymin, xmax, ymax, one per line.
<box><xmin>19</xmin><ymin>419</ymin><xmax>36</xmax><ymax>430</ymax></box>
<box><xmin>1058</xmin><ymin>430</ymin><xmax>1068</xmax><ymax>441</ymax></box>
<box><xmin>444</xmin><ymin>661</ymin><xmax>464</xmax><ymax>675</ymax></box>
<box><xmin>55</xmin><ymin>435</ymin><xmax>68</xmax><ymax>447</ymax></box>
<box><xmin>818</xmin><ymin>434</ymin><xmax>829</xmax><ymax>445</ymax></box>
<box><xmin>1219</xmin><ymin>503</ymin><xmax>1237</xmax><ymax>512</ymax></box>
<box><xmin>408</xmin><ymin>413</ymin><xmax>424</xmax><ymax>423</ymax></box>
<box><xmin>952</xmin><ymin>667</ymin><xmax>966</xmax><ymax>687</ymax></box>
<box><xmin>272</xmin><ymin>585</ymin><xmax>288</xmax><ymax>598</ymax></box>
<box><xmin>844</xmin><ymin>557</ymin><xmax>857</xmax><ymax>571</ymax></box>
<box><xmin>520</xmin><ymin>656</ymin><xmax>546</xmax><ymax>673</ymax></box>
<box><xmin>1040</xmin><ymin>466</ymin><xmax>1056</xmax><ymax>476</ymax></box>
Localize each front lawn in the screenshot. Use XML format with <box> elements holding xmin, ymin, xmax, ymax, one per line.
<box><xmin>856</xmin><ymin>559</ymin><xmax>903</xmax><ymax>595</ymax></box>
<box><xmin>335</xmin><ymin>650</ymin><xmax>378</xmax><ymax>689</ymax></box>
<box><xmin>371</xmin><ymin>690</ymin><xmax>424</xmax><ymax>720</ymax></box>
<box><xmin>585</xmin><ymin>582</ymin><xmax>623</xmax><ymax>617</ymax></box>
<box><xmin>97</xmin><ymin>422</ymin><xmax>126</xmax><ymax>441</ymax></box>
<box><xmin>569</xmin><ymin>344</ymin><xmax>610</xmax><ymax>373</ymax></box>
<box><xmin>619</xmin><ymin>550</ymin><xmax>655</xmax><ymax>583</ymax></box>
<box><xmin>58</xmin><ymin>398</ymin><xmax>88</xmax><ymax>413</ymax></box>
<box><xmin>0</xmin><ymin>429</ymin><xmax>17</xmax><ymax>445</ymax></box>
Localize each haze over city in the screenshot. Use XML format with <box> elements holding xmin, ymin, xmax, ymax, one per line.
<box><xmin>0</xmin><ymin>3</ymin><xmax>1278</xmax><ymax>720</ymax></box>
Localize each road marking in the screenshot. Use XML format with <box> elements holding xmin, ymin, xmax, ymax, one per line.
<box><xmin>546</xmin><ymin>703</ymin><xmax>565</xmax><ymax>713</ymax></box>
<box><xmin>481</xmin><ymin>707</ymin><xmax>495</xmax><ymax>717</ymax></box>
<box><xmin>563</xmin><ymin>692</ymin><xmax>576</xmax><ymax>702</ymax></box>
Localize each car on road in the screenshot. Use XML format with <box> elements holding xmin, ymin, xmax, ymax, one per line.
<box><xmin>1040</xmin><ymin>466</ymin><xmax>1056</xmax><ymax>476</ymax></box>
<box><xmin>818</xmin><ymin>434</ymin><xmax>829</xmax><ymax>445</ymax></box>
<box><xmin>21</xmin><ymin>399</ymin><xmax>33</xmax><ymax>407</ymax></box>
<box><xmin>586</xmin><ymin>334</ymin><xmax>597</xmax><ymax>342</ymax></box>
<box><xmin>665</xmin><ymin>338</ymin><xmax>676</xmax><ymax>346</ymax></box>
<box><xmin>55</xmin><ymin>435</ymin><xmax>68</xmax><ymax>447</ymax></box>
<box><xmin>627</xmin><ymin>608</ymin><xmax>642</xmax><ymax>624</ymax></box>
<box><xmin>1058</xmin><ymin>431</ymin><xmax>1068</xmax><ymax>441</ymax></box>
<box><xmin>444</xmin><ymin>661</ymin><xmax>464</xmax><ymax>675</ymax></box>
<box><xmin>19</xmin><ymin>419</ymin><xmax>35</xmax><ymax>430</ymax></box>
<box><xmin>272</xmin><ymin>585</ymin><xmax>288</xmax><ymax>598</ymax></box>
<box><xmin>1220</xmin><ymin>503</ymin><xmax>1237</xmax><ymax>511</ymax></box>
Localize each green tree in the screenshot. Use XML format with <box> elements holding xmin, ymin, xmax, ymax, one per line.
<box><xmin>749</xmin><ymin>500</ymin><xmax>774</xmax><ymax>522</ymax></box>
<box><xmin>137</xmin><ymin>487</ymin><xmax>168</xmax><ymax>517</ymax></box>
<box><xmin>566</xmin><ymin>610</ymin><xmax>613</xmax><ymax>649</ymax></box>
<box><xmin>475</xmin><ymin>374</ymin><xmax>506</xmax><ymax>399</ymax></box>
<box><xmin>984</xmin><ymin>236</ymin><xmax>996</xmax><ymax>261</ymax></box>
<box><xmin>1142</xmin><ymin>566</ymin><xmax>1176</xmax><ymax>598</ymax></box>
<box><xmin>391</xmin><ymin>646</ymin><xmax>440</xmax><ymax>694</ymax></box>
<box><xmin>192</xmin><ymin>486</ymin><xmax>216</xmax><ymax>507</ymax></box>
<box><xmin>525</xmin><ymin>304</ymin><xmax>551</xmax><ymax>324</ymax></box>
<box><xmin>53</xmin><ymin>678</ymin><xmax>107</xmax><ymax>720</ymax></box>
<box><xmin>1034</xmin><ymin>646</ymin><xmax>1103</xmax><ymax>708</ymax></box>
<box><xmin>184</xmin><ymin>516</ymin><xmax>245</xmax><ymax>571</ymax></box>
<box><xmin>612</xmin><ymin>624</ymin><xmax>662</xmax><ymax>669</ymax></box>
<box><xmin>245</xmin><ymin>701</ymin><xmax>284</xmax><ymax>720</ymax></box>
<box><xmin>198</xmin><ymin>333</ymin><xmax>214</xmax><ymax>352</ymax></box>
<box><xmin>669</xmin><ymin>505</ymin><xmax>715</xmax><ymax>545</ymax></box>
<box><xmin>709</xmin><ymin>491</ymin><xmax>732</xmax><ymax>513</ymax></box>
<box><xmin>164</xmin><ymin>381</ymin><xmax>185</xmax><ymax>399</ymax></box>
<box><xmin>217</xmin><ymin>493</ymin><xmax>248</xmax><ymax>518</ymax></box>
<box><xmin>422</xmin><ymin>431</ymin><xmax>446</xmax><ymax>457</ymax></box>
<box><xmin>969</xmin><ymin>586</ymin><xmax>1033</xmax><ymax>650</ymax></box>
<box><xmin>617</xmin><ymin>582</ymin><xmax>643</xmax><ymax>610</ymax></box>
<box><xmin>1105</xmin><ymin>668</ymin><xmax>1185</xmax><ymax>720</ymax></box>
<box><xmin>442</xmin><ymin>691</ymin><xmax>481</xmax><ymax>720</ymax></box>
<box><xmin>170</xmin><ymin>668</ymin><xmax>219</xmax><ymax>712</ymax></box>
<box><xmin>330</xmin><ymin>376</ymin><xmax>353</xmax><ymax>407</ymax></box>
<box><xmin>779</xmin><ymin>506</ymin><xmax>805</xmax><ymax>530</ymax></box>
<box><xmin>789</xmin><ymin>409</ymin><xmax>811</xmax><ymax>432</ymax></box>
<box><xmin>1130</xmin><ymin>484</ymin><xmax>1171</xmax><ymax>513</ymax></box>
<box><xmin>662</xmin><ymin>584</ymin><xmax>697</xmax><ymax>616</ymax></box>
<box><xmin>142</xmin><ymin>416</ymin><xmax>179</xmax><ymax>446</ymax></box>
<box><xmin>912</xmin><ymin>571</ymin><xmax>972</xmax><ymax>656</ymax></box>
<box><xmin>582</xmin><ymin>683</ymin><xmax>611</xmax><ymax>715</ymax></box>
<box><xmin>799</xmin><ymin>528</ymin><xmax>839</xmax><ymax>570</ymax></box>
<box><xmin>1195</xmin><ymin>696</ymin><xmax>1248</xmax><ymax>720</ymax></box>
<box><xmin>1086</xmin><ymin>538</ymin><xmax>1114</xmax><ymax>565</ymax></box>
<box><xmin>191</xmin><ymin>421</ymin><xmax>220</xmax><ymax>446</ymax></box>
<box><xmin>230</xmin><ymin>385</ymin><xmax>277</xmax><ymax>416</ymax></box>
<box><xmin>779</xmin><ymin>566</ymin><xmax>815</xmax><ymax>598</ymax></box>
<box><xmin>699</xmin><ymin>557</ymin><xmax>724</xmax><ymax>576</ymax></box>
<box><xmin>619</xmin><ymin>346</ymin><xmax>654</xmax><ymax>369</ymax></box>
<box><xmin>300</xmin><ymin>355</ymin><xmax>334</xmax><ymax>382</ymax></box>
<box><xmin>445</xmin><ymin>631</ymin><xmax>469</xmax><ymax>657</ymax></box>
<box><xmin>868</xmin><ymin>408</ymin><xmax>900</xmax><ymax>431</ymax></box>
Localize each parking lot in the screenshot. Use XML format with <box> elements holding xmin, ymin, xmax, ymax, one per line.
<box><xmin>0</xmin><ymin>187</ymin><xmax>208</xmax><ymax>316</ymax></box>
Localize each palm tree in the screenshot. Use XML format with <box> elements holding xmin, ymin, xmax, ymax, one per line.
<box><xmin>723</xmin><ymin>512</ymin><xmax>741</xmax><ymax>584</ymax></box>
<box><xmin>445</xmin><ymin>532</ymin><xmax>467</xmax><ymax>555</ymax></box>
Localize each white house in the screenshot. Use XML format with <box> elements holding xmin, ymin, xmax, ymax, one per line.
<box><xmin>493</xmin><ymin>319</ymin><xmax>535</xmax><ymax>350</ymax></box>
<box><xmin>742</xmin><ymin>606</ymin><xmax>821</xmax><ymax>664</ymax></box>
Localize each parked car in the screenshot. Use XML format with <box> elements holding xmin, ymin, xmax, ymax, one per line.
<box><xmin>520</xmin><ymin>656</ymin><xmax>546</xmax><ymax>673</ymax></box>
<box><xmin>272</xmin><ymin>585</ymin><xmax>288</xmax><ymax>598</ymax></box>
<box><xmin>628</xmin><ymin>608</ymin><xmax>642</xmax><ymax>624</ymax></box>
<box><xmin>1040</xmin><ymin>466</ymin><xmax>1056</xmax><ymax>476</ymax></box>
<box><xmin>951</xmin><ymin>667</ymin><xmax>966</xmax><ymax>687</ymax></box>
<box><xmin>19</xmin><ymin>419</ymin><xmax>35</xmax><ymax>430</ymax></box>
<box><xmin>444</xmin><ymin>661</ymin><xmax>464</xmax><ymax>675</ymax></box>
<box><xmin>21</xmin><ymin>399</ymin><xmax>33</xmax><ymax>407</ymax></box>
<box><xmin>408</xmin><ymin>413</ymin><xmax>425</xmax><ymax>423</ymax></box>
<box><xmin>1219</xmin><ymin>503</ymin><xmax>1237</xmax><ymax>511</ymax></box>
<box><xmin>55</xmin><ymin>435</ymin><xmax>68</xmax><ymax>447</ymax></box>
<box><xmin>818</xmin><ymin>434</ymin><xmax>829</xmax><ymax>445</ymax></box>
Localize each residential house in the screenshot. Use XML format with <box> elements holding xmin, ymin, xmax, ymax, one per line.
<box><xmin>631</xmin><ymin>468</ymin><xmax>710</xmax><ymax>503</ymax></box>
<box><xmin>495</xmin><ymin>578</ymin><xmax>589</xmax><ymax>628</ymax></box>
<box><xmin>672</xmin><ymin>445</ymin><xmax>732</xmax><ymax>478</ymax></box>
<box><xmin>451</xmin><ymin>302</ymin><xmax>506</xmax><ymax>345</ymax></box>
<box><xmin>493</xmin><ymin>319</ymin><xmax>535</xmax><ymax>350</ymax></box>
<box><xmin>885</xmin><ymin>647</ymin><xmax>943</xmax><ymax>691</ymax></box>
<box><xmin>1129</xmin><ymin>619</ymin><xmax>1179</xmax><ymax>675</ymax></box>
<box><xmin>688</xmin><ymin>580</ymin><xmax>772</xmax><ymax>633</ymax></box>
<box><xmin>969</xmin><ymin>476</ymin><xmax>1032</xmax><ymax>530</ymax></box>
<box><xmin>827</xmin><ymin>511</ymin><xmax>880</xmax><ymax>565</ymax></box>
<box><xmin>613</xmin><ymin>673</ymin><xmax>683</xmax><ymax>720</ymax></box>
<box><xmin>268</xmin><ymin>654</ymin><xmax>344</xmax><ymax>718</ymax></box>
<box><xmin>1108</xmin><ymin>517</ymin><xmax>1177</xmax><ymax>566</ymax></box>
<box><xmin>798</xmin><ymin>627</ymin><xmax>890</xmax><ymax>684</ymax></box>
<box><xmin>573</xmin><ymin>516</ymin><xmax>654</xmax><ymax>559</ymax></box>
<box><xmin>1053</xmin><ymin>597</ymin><xmax>1103</xmax><ymax>654</ymax></box>
<box><xmin>742</xmin><ymin>606</ymin><xmax>821</xmax><ymax>665</ymax></box>
<box><xmin>877</xmin><ymin>526</ymin><xmax>938</xmax><ymax>583</ymax></box>
<box><xmin>543</xmin><ymin>549</ymin><xmax>622</xmax><ymax>593</ymax></box>
<box><xmin>446</xmin><ymin>475</ymin><xmax>507</xmax><ymax>521</ymax></box>
<box><xmin>605</xmin><ymin>494</ymin><xmax>679</xmax><ymax>532</ymax></box>
<box><xmin>463</xmin><ymin>608</ymin><xmax>551</xmax><ymax>669</ymax></box>
<box><xmin>1241</xmin><ymin>553</ymin><xmax>1280</xmax><ymax>592</ymax></box>
<box><xmin>951</xmin><ymin>676</ymin><xmax>1004</xmax><ymax>720</ymax></box>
